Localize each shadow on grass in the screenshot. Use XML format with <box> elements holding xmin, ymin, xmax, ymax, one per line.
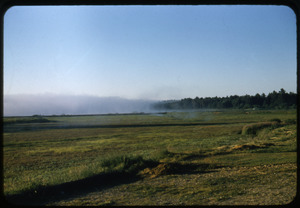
<box><xmin>5</xmin><ymin>154</ymin><xmax>159</xmax><ymax>205</ymax></box>
<box><xmin>4</xmin><ymin>161</ymin><xmax>222</xmax><ymax>206</ymax></box>
<box><xmin>5</xmin><ymin>171</ymin><xmax>141</xmax><ymax>206</ymax></box>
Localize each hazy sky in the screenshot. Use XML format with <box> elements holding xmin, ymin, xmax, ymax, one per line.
<box><xmin>4</xmin><ymin>5</ymin><xmax>297</xmax><ymax>101</ymax></box>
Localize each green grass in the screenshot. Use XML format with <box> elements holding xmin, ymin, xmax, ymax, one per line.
<box><xmin>3</xmin><ymin>109</ymin><xmax>297</xmax><ymax>205</ymax></box>
<box><xmin>3</xmin><ymin>116</ymin><xmax>52</xmax><ymax>124</ymax></box>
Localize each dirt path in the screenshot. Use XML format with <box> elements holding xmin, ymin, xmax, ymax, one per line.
<box><xmin>49</xmin><ymin>163</ymin><xmax>297</xmax><ymax>206</ymax></box>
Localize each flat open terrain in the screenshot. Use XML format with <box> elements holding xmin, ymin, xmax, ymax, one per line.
<box><xmin>3</xmin><ymin>109</ymin><xmax>297</xmax><ymax>205</ymax></box>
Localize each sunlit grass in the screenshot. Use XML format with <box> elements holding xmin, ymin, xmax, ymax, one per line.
<box><xmin>3</xmin><ymin>109</ymin><xmax>297</xmax><ymax>199</ymax></box>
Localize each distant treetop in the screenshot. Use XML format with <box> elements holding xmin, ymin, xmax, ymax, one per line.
<box><xmin>152</xmin><ymin>89</ymin><xmax>297</xmax><ymax>110</ymax></box>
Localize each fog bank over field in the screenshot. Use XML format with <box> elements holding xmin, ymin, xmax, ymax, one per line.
<box><xmin>4</xmin><ymin>94</ymin><xmax>157</xmax><ymax>116</ymax></box>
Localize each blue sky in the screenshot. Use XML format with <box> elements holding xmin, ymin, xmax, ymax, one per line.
<box><xmin>4</xmin><ymin>5</ymin><xmax>297</xmax><ymax>102</ymax></box>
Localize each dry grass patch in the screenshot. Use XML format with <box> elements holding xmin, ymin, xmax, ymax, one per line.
<box><xmin>241</xmin><ymin>121</ymin><xmax>280</xmax><ymax>135</ymax></box>
<box><xmin>229</xmin><ymin>143</ymin><xmax>274</xmax><ymax>151</ymax></box>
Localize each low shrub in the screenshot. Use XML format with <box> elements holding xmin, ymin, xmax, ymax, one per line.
<box><xmin>156</xmin><ymin>149</ymin><xmax>175</xmax><ymax>159</ymax></box>
<box><xmin>269</xmin><ymin>118</ymin><xmax>281</xmax><ymax>123</ymax></box>
<box><xmin>100</xmin><ymin>155</ymin><xmax>158</xmax><ymax>175</ymax></box>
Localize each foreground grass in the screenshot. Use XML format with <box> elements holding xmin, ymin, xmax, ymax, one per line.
<box><xmin>52</xmin><ymin>163</ymin><xmax>295</xmax><ymax>206</ymax></box>
<box><xmin>3</xmin><ymin>109</ymin><xmax>297</xmax><ymax>205</ymax></box>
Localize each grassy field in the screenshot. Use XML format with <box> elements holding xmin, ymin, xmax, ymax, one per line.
<box><xmin>3</xmin><ymin>109</ymin><xmax>297</xmax><ymax>205</ymax></box>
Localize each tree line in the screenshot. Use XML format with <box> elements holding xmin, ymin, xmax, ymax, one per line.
<box><xmin>152</xmin><ymin>89</ymin><xmax>297</xmax><ymax>110</ymax></box>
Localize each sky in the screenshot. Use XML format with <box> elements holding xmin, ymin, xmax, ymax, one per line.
<box><xmin>3</xmin><ymin>5</ymin><xmax>297</xmax><ymax>115</ymax></box>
